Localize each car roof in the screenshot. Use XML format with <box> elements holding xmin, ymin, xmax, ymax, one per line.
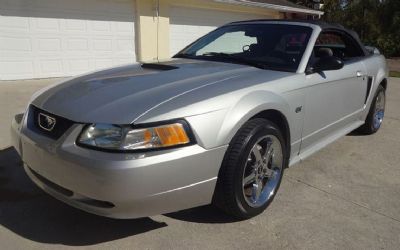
<box><xmin>228</xmin><ymin>19</ymin><xmax>345</xmax><ymax>30</ymax></box>
<box><xmin>226</xmin><ymin>19</ymin><xmax>368</xmax><ymax>55</ymax></box>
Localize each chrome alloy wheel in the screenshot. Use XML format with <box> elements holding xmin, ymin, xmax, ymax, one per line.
<box><xmin>373</xmin><ymin>90</ymin><xmax>385</xmax><ymax>129</ymax></box>
<box><xmin>242</xmin><ymin>135</ymin><xmax>283</xmax><ymax>208</ymax></box>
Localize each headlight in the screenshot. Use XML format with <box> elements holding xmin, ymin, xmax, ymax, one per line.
<box><xmin>77</xmin><ymin>121</ymin><xmax>193</xmax><ymax>151</ymax></box>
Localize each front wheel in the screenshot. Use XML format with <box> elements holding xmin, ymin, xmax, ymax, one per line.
<box><xmin>213</xmin><ymin>118</ymin><xmax>288</xmax><ymax>219</ymax></box>
<box><xmin>358</xmin><ymin>85</ymin><xmax>386</xmax><ymax>135</ymax></box>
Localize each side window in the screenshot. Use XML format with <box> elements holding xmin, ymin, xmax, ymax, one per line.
<box><xmin>314</xmin><ymin>32</ymin><xmax>364</xmax><ymax>60</ymax></box>
<box><xmin>316</xmin><ymin>33</ymin><xmax>345</xmax><ymax>47</ymax></box>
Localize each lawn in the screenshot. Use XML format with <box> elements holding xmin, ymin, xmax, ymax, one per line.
<box><xmin>390</xmin><ymin>71</ymin><xmax>400</xmax><ymax>78</ymax></box>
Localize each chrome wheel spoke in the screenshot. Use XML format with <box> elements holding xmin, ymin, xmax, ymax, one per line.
<box><xmin>263</xmin><ymin>139</ymin><xmax>273</xmax><ymax>160</ymax></box>
<box><xmin>251</xmin><ymin>181</ymin><xmax>262</xmax><ymax>202</ymax></box>
<box><xmin>243</xmin><ymin>171</ymin><xmax>256</xmax><ymax>187</ymax></box>
<box><xmin>262</xmin><ymin>141</ymin><xmax>275</xmax><ymax>177</ymax></box>
<box><xmin>264</xmin><ymin>166</ymin><xmax>274</xmax><ymax>178</ymax></box>
<box><xmin>251</xmin><ymin>144</ymin><xmax>263</xmax><ymax>163</ymax></box>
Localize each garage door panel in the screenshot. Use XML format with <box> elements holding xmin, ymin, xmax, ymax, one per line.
<box><xmin>65</xmin><ymin>19</ymin><xmax>87</xmax><ymax>32</ymax></box>
<box><xmin>116</xmin><ymin>39</ymin><xmax>135</xmax><ymax>51</ymax></box>
<box><xmin>37</xmin><ymin>38</ymin><xmax>62</xmax><ymax>51</ymax></box>
<box><xmin>116</xmin><ymin>22</ymin><xmax>135</xmax><ymax>33</ymax></box>
<box><xmin>93</xmin><ymin>39</ymin><xmax>113</xmax><ymax>51</ymax></box>
<box><xmin>35</xmin><ymin>18</ymin><xmax>61</xmax><ymax>31</ymax></box>
<box><xmin>170</xmin><ymin>7</ymin><xmax>272</xmax><ymax>56</ymax></box>
<box><xmin>40</xmin><ymin>60</ymin><xmax>63</xmax><ymax>74</ymax></box>
<box><xmin>67</xmin><ymin>39</ymin><xmax>89</xmax><ymax>51</ymax></box>
<box><xmin>0</xmin><ymin>61</ymin><xmax>34</xmax><ymax>74</ymax></box>
<box><xmin>0</xmin><ymin>0</ymin><xmax>136</xmax><ymax>80</ymax></box>
<box><xmin>0</xmin><ymin>16</ymin><xmax>30</xmax><ymax>31</ymax></box>
<box><xmin>0</xmin><ymin>36</ymin><xmax>32</xmax><ymax>51</ymax></box>
<box><xmin>95</xmin><ymin>59</ymin><xmax>114</xmax><ymax>69</ymax></box>
<box><xmin>68</xmin><ymin>59</ymin><xmax>90</xmax><ymax>73</ymax></box>
<box><xmin>1</xmin><ymin>0</ymin><xmax>135</xmax><ymax>20</ymax></box>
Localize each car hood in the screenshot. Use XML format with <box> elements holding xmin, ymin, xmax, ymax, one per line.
<box><xmin>32</xmin><ymin>59</ymin><xmax>281</xmax><ymax>124</ymax></box>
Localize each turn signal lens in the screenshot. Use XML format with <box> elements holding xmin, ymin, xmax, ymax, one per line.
<box><xmin>155</xmin><ymin>124</ymin><xmax>190</xmax><ymax>146</ymax></box>
<box><xmin>123</xmin><ymin>123</ymin><xmax>190</xmax><ymax>150</ymax></box>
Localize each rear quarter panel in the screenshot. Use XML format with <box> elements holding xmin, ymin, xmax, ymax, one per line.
<box><xmin>361</xmin><ymin>54</ymin><xmax>388</xmax><ymax>120</ymax></box>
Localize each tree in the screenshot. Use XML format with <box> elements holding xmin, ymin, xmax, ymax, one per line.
<box><xmin>321</xmin><ymin>0</ymin><xmax>399</xmax><ymax>57</ymax></box>
<box><xmin>320</xmin><ymin>0</ymin><xmax>347</xmax><ymax>23</ymax></box>
<box><xmin>288</xmin><ymin>0</ymin><xmax>399</xmax><ymax>57</ymax></box>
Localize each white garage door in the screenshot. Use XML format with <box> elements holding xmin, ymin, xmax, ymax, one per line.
<box><xmin>170</xmin><ymin>7</ymin><xmax>273</xmax><ymax>56</ymax></box>
<box><xmin>0</xmin><ymin>0</ymin><xmax>136</xmax><ymax>80</ymax></box>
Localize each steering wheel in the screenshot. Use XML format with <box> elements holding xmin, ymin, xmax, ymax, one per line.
<box><xmin>242</xmin><ymin>45</ymin><xmax>250</xmax><ymax>52</ymax></box>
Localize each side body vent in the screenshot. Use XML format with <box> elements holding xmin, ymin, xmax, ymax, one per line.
<box><xmin>365</xmin><ymin>77</ymin><xmax>373</xmax><ymax>104</ymax></box>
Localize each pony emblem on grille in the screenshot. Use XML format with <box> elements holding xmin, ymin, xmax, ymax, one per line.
<box><xmin>38</xmin><ymin>113</ymin><xmax>56</xmax><ymax>131</ymax></box>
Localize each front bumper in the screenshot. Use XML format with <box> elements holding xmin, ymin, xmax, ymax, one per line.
<box><xmin>11</xmin><ymin>113</ymin><xmax>227</xmax><ymax>219</ymax></box>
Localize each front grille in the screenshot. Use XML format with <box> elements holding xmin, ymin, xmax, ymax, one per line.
<box><xmin>27</xmin><ymin>105</ymin><xmax>75</xmax><ymax>140</ymax></box>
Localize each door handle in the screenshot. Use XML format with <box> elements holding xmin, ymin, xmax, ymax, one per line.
<box><xmin>356</xmin><ymin>71</ymin><xmax>364</xmax><ymax>77</ymax></box>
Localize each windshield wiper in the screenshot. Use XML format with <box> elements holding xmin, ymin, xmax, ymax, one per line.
<box><xmin>199</xmin><ymin>52</ymin><xmax>268</xmax><ymax>69</ymax></box>
<box><xmin>173</xmin><ymin>53</ymin><xmax>196</xmax><ymax>59</ymax></box>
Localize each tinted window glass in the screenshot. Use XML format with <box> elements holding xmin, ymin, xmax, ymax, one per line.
<box><xmin>314</xmin><ymin>32</ymin><xmax>364</xmax><ymax>60</ymax></box>
<box><xmin>197</xmin><ymin>31</ymin><xmax>257</xmax><ymax>55</ymax></box>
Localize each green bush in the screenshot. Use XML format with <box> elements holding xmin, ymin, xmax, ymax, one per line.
<box><xmin>377</xmin><ymin>35</ymin><xmax>400</xmax><ymax>58</ymax></box>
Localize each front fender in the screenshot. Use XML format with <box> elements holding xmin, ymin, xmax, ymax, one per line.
<box><xmin>216</xmin><ymin>91</ymin><xmax>292</xmax><ymax>147</ymax></box>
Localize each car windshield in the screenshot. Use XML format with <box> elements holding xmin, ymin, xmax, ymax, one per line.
<box><xmin>174</xmin><ymin>24</ymin><xmax>313</xmax><ymax>72</ymax></box>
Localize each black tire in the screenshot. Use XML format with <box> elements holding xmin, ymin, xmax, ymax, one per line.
<box><xmin>213</xmin><ymin>118</ymin><xmax>288</xmax><ymax>219</ymax></box>
<box><xmin>357</xmin><ymin>85</ymin><xmax>386</xmax><ymax>135</ymax></box>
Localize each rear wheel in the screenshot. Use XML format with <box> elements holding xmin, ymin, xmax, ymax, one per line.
<box><xmin>214</xmin><ymin>118</ymin><xmax>288</xmax><ymax>219</ymax></box>
<box><xmin>358</xmin><ymin>85</ymin><xmax>386</xmax><ymax>135</ymax></box>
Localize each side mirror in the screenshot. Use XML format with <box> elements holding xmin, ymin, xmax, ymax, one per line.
<box><xmin>308</xmin><ymin>56</ymin><xmax>344</xmax><ymax>74</ymax></box>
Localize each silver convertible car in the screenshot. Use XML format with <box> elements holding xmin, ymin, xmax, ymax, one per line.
<box><xmin>11</xmin><ymin>20</ymin><xmax>388</xmax><ymax>219</ymax></box>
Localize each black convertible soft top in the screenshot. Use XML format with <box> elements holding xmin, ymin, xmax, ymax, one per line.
<box><xmin>229</xmin><ymin>19</ymin><xmax>368</xmax><ymax>56</ymax></box>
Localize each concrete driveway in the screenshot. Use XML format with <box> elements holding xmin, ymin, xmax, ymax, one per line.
<box><xmin>0</xmin><ymin>78</ymin><xmax>399</xmax><ymax>249</ymax></box>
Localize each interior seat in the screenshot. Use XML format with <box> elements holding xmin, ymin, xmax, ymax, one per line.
<box><xmin>315</xmin><ymin>47</ymin><xmax>334</xmax><ymax>58</ymax></box>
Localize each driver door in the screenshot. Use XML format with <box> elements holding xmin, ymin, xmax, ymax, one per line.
<box><xmin>300</xmin><ymin>31</ymin><xmax>368</xmax><ymax>156</ymax></box>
